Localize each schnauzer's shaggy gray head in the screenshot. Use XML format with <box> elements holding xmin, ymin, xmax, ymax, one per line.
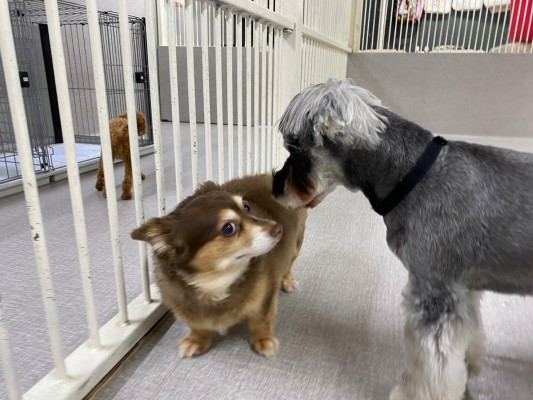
<box><xmin>279</xmin><ymin>78</ymin><xmax>387</xmax><ymax>149</ymax></box>
<box><xmin>273</xmin><ymin>79</ymin><xmax>388</xmax><ymax>208</ymax></box>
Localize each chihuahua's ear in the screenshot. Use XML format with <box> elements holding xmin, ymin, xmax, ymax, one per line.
<box><xmin>131</xmin><ymin>217</ymin><xmax>168</xmax><ymax>244</ymax></box>
<box><xmin>132</xmin><ymin>217</ymin><xmax>187</xmax><ymax>259</ymax></box>
<box><xmin>194</xmin><ymin>180</ymin><xmax>220</xmax><ymax>195</ymax></box>
<box><xmin>177</xmin><ymin>180</ymin><xmax>221</xmax><ymax>209</ymax></box>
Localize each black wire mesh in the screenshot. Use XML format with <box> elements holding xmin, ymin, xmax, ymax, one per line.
<box><xmin>0</xmin><ymin>0</ymin><xmax>153</xmax><ymax>184</ymax></box>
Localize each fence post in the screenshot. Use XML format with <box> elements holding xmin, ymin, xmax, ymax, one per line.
<box><xmin>277</xmin><ymin>0</ymin><xmax>302</xmax><ymax>106</ymax></box>
<box><xmin>275</xmin><ymin>0</ymin><xmax>303</xmax><ymax>166</ymax></box>
<box><xmin>352</xmin><ymin>0</ymin><xmax>365</xmax><ymax>52</ymax></box>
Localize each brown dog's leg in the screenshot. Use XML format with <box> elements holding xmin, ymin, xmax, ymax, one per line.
<box><xmin>121</xmin><ymin>157</ymin><xmax>133</xmax><ymax>200</ymax></box>
<box><xmin>248</xmin><ymin>294</ymin><xmax>279</xmax><ymax>357</ymax></box>
<box><xmin>179</xmin><ymin>328</ymin><xmax>212</xmax><ymax>358</ymax></box>
<box><xmin>282</xmin><ymin>222</ymin><xmax>305</xmax><ymax>293</ymax></box>
<box><xmin>95</xmin><ymin>153</ymin><xmax>105</xmax><ymax>192</ymax></box>
<box><xmin>281</xmin><ymin>251</ymin><xmax>299</xmax><ymax>293</ymax></box>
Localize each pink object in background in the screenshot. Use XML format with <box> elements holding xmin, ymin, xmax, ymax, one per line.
<box><xmin>509</xmin><ymin>0</ymin><xmax>533</xmax><ymax>43</ymax></box>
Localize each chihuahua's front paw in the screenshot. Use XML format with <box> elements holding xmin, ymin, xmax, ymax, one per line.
<box><xmin>281</xmin><ymin>273</ymin><xmax>298</xmax><ymax>293</ymax></box>
<box><xmin>251</xmin><ymin>336</ymin><xmax>278</xmax><ymax>357</ymax></box>
<box><xmin>179</xmin><ymin>334</ymin><xmax>211</xmax><ymax>358</ymax></box>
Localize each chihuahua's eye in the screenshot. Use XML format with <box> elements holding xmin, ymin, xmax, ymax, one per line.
<box><xmin>244</xmin><ymin>204</ymin><xmax>251</xmax><ymax>212</ymax></box>
<box><xmin>221</xmin><ymin>223</ymin><xmax>236</xmax><ymax>237</ymax></box>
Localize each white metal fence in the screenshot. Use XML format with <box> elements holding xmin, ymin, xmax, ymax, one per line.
<box><xmin>0</xmin><ymin>0</ymin><xmax>354</xmax><ymax>398</ymax></box>
<box><xmin>357</xmin><ymin>0</ymin><xmax>533</xmax><ymax>53</ymax></box>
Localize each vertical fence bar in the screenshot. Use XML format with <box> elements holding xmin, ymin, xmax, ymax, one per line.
<box><xmin>200</xmin><ymin>0</ymin><xmax>213</xmax><ymax>180</ymax></box>
<box><xmin>517</xmin><ymin>0</ymin><xmax>528</xmax><ymax>52</ymax></box>
<box><xmin>236</xmin><ymin>14</ymin><xmax>244</xmax><ymax>177</ymax></box>
<box><xmin>479</xmin><ymin>0</ymin><xmax>490</xmax><ymax>50</ymax></box>
<box><xmin>245</xmin><ymin>16</ymin><xmax>252</xmax><ymax>175</ymax></box>
<box><xmin>118</xmin><ymin>0</ymin><xmax>150</xmax><ymax>302</ymax></box>
<box><xmin>0</xmin><ymin>0</ymin><xmax>67</xmax><ymax>376</ymax></box>
<box><xmin>87</xmin><ymin>0</ymin><xmax>129</xmax><ymax>324</ymax></box>
<box><xmin>498</xmin><ymin>0</ymin><xmax>510</xmax><ymax>50</ymax></box>
<box><xmin>214</xmin><ymin>5</ymin><xmax>225</xmax><ymax>182</ymax></box>
<box><xmin>491</xmin><ymin>4</ymin><xmax>504</xmax><ymax>50</ymax></box>
<box><xmin>260</xmin><ymin>23</ymin><xmax>267</xmax><ymax>172</ymax></box>
<box><xmin>266</xmin><ymin>25</ymin><xmax>274</xmax><ymax>170</ymax></box>
<box><xmin>185</xmin><ymin>0</ymin><xmax>199</xmax><ymax>188</ymax></box>
<box><xmin>0</xmin><ymin>296</ymin><xmax>21</xmax><ymax>400</ymax></box>
<box><xmin>364</xmin><ymin>0</ymin><xmax>372</xmax><ymax>50</ymax></box>
<box><xmin>225</xmin><ymin>10</ymin><xmax>235</xmax><ymax>179</ymax></box>
<box><xmin>488</xmin><ymin>2</ymin><xmax>498</xmax><ymax>51</ymax></box>
<box><xmin>387</xmin><ymin>0</ymin><xmax>396</xmax><ymax>49</ymax></box>
<box><xmin>377</xmin><ymin>0</ymin><xmax>387</xmax><ymax>49</ymax></box>
<box><xmin>526</xmin><ymin>4</ymin><xmax>533</xmax><ymax>53</ymax></box>
<box><xmin>273</xmin><ymin>28</ymin><xmax>281</xmax><ymax>166</ymax></box>
<box><xmin>146</xmin><ymin>0</ymin><xmax>166</xmax><ymax>215</ymax></box>
<box><xmin>253</xmin><ymin>19</ymin><xmax>261</xmax><ymax>174</ymax></box>
<box><xmin>167</xmin><ymin>0</ymin><xmax>184</xmax><ymax>201</ymax></box>
<box><xmin>44</xmin><ymin>0</ymin><xmax>100</xmax><ymax>346</ymax></box>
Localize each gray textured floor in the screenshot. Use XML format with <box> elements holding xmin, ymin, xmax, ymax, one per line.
<box><xmin>92</xmin><ymin>135</ymin><xmax>533</xmax><ymax>400</ymax></box>
<box><xmin>1</xmin><ymin>123</ymin><xmax>533</xmax><ymax>399</ymax></box>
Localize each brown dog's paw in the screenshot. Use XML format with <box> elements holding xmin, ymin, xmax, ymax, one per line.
<box><xmin>251</xmin><ymin>336</ymin><xmax>278</xmax><ymax>357</ymax></box>
<box><xmin>281</xmin><ymin>273</ymin><xmax>298</xmax><ymax>293</ymax></box>
<box><xmin>178</xmin><ymin>334</ymin><xmax>211</xmax><ymax>358</ymax></box>
<box><xmin>95</xmin><ymin>182</ymin><xmax>103</xmax><ymax>191</ymax></box>
<box><xmin>121</xmin><ymin>192</ymin><xmax>133</xmax><ymax>200</ymax></box>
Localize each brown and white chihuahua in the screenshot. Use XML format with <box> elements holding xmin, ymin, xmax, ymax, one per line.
<box><xmin>131</xmin><ymin>174</ymin><xmax>307</xmax><ymax>357</ymax></box>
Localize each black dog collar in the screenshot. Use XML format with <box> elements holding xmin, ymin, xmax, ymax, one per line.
<box><xmin>366</xmin><ymin>136</ymin><xmax>448</xmax><ymax>216</ymax></box>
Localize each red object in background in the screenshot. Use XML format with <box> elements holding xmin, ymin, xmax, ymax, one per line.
<box><xmin>509</xmin><ymin>0</ymin><xmax>533</xmax><ymax>43</ymax></box>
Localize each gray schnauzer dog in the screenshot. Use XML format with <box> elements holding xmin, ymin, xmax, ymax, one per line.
<box><xmin>272</xmin><ymin>78</ymin><xmax>533</xmax><ymax>400</ymax></box>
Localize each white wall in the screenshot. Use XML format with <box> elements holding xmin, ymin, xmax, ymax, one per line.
<box><xmin>347</xmin><ymin>54</ymin><xmax>533</xmax><ymax>138</ymax></box>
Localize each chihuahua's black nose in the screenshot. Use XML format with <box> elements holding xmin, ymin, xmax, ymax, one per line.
<box><xmin>269</xmin><ymin>223</ymin><xmax>283</xmax><ymax>239</ymax></box>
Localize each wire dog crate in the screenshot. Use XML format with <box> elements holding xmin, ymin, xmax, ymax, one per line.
<box><xmin>0</xmin><ymin>0</ymin><xmax>153</xmax><ymax>184</ymax></box>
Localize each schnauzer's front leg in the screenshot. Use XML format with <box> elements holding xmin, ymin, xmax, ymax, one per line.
<box><xmin>465</xmin><ymin>291</ymin><xmax>485</xmax><ymax>376</ymax></box>
<box><xmin>390</xmin><ymin>280</ymin><xmax>480</xmax><ymax>400</ymax></box>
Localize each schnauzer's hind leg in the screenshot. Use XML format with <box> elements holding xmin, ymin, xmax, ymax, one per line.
<box><xmin>390</xmin><ymin>281</ymin><xmax>479</xmax><ymax>400</ymax></box>
<box><xmin>465</xmin><ymin>291</ymin><xmax>485</xmax><ymax>376</ymax></box>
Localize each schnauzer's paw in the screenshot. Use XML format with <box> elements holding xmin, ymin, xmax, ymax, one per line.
<box><xmin>251</xmin><ymin>336</ymin><xmax>278</xmax><ymax>357</ymax></box>
<box><xmin>95</xmin><ymin>182</ymin><xmax>103</xmax><ymax>191</ymax></box>
<box><xmin>281</xmin><ymin>274</ymin><xmax>298</xmax><ymax>293</ymax></box>
<box><xmin>466</xmin><ymin>339</ymin><xmax>485</xmax><ymax>377</ymax></box>
<box><xmin>121</xmin><ymin>192</ymin><xmax>133</xmax><ymax>200</ymax></box>
<box><xmin>178</xmin><ymin>335</ymin><xmax>211</xmax><ymax>358</ymax></box>
<box><xmin>141</xmin><ymin>173</ymin><xmax>146</xmax><ymax>180</ymax></box>
<box><xmin>466</xmin><ymin>357</ymin><xmax>483</xmax><ymax>377</ymax></box>
<box><xmin>389</xmin><ymin>385</ymin><xmax>408</xmax><ymax>400</ymax></box>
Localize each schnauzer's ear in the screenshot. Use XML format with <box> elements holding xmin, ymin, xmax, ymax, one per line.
<box><xmin>312</xmin><ymin>85</ymin><xmax>386</xmax><ymax>148</ymax></box>
<box><xmin>279</xmin><ymin>79</ymin><xmax>387</xmax><ymax>149</ymax></box>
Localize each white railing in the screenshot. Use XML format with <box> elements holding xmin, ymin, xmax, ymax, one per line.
<box><xmin>356</xmin><ymin>0</ymin><xmax>533</xmax><ymax>53</ymax></box>
<box><xmin>0</xmin><ymin>0</ymin><xmax>354</xmax><ymax>398</ymax></box>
